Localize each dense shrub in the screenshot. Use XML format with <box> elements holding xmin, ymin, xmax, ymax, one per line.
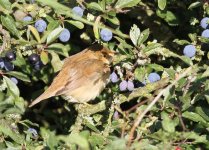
<box><xmin>0</xmin><ymin>0</ymin><xmax>209</xmax><ymax>149</ymax></box>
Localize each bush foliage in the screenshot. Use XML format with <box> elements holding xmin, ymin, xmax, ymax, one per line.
<box><xmin>0</xmin><ymin>0</ymin><xmax>209</xmax><ymax>149</ymax></box>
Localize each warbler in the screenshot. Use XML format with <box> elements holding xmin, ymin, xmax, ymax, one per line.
<box><xmin>29</xmin><ymin>44</ymin><xmax>115</xmax><ymax>107</ymax></box>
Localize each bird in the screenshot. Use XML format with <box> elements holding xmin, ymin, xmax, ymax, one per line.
<box><xmin>29</xmin><ymin>44</ymin><xmax>115</xmax><ymax>107</ymax></box>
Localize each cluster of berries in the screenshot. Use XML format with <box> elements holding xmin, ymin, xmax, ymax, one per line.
<box><xmin>0</xmin><ymin>51</ymin><xmax>45</xmax><ymax>84</ymax></box>
<box><xmin>182</xmin><ymin>17</ymin><xmax>209</xmax><ymax>58</ymax></box>
<box><xmin>0</xmin><ymin>51</ymin><xmax>15</xmax><ymax>71</ymax></box>
<box><xmin>23</xmin><ymin>6</ymin><xmax>113</xmax><ymax>42</ymax></box>
<box><xmin>110</xmin><ymin>71</ymin><xmax>161</xmax><ymax>92</ymax></box>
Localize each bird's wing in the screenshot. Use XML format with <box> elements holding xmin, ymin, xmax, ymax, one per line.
<box><xmin>55</xmin><ymin>58</ymin><xmax>107</xmax><ymax>96</ymax></box>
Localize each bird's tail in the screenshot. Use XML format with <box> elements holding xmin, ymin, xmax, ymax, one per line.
<box><xmin>28</xmin><ymin>91</ymin><xmax>53</xmax><ymax>107</ymax></box>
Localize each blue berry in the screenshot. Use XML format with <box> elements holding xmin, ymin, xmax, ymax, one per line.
<box><xmin>183</xmin><ymin>45</ymin><xmax>196</xmax><ymax>58</ymax></box>
<box><xmin>27</xmin><ymin>128</ymin><xmax>38</xmax><ymax>138</ymax></box>
<box><xmin>110</xmin><ymin>72</ymin><xmax>119</xmax><ymax>83</ymax></box>
<box><xmin>5</xmin><ymin>51</ymin><xmax>15</xmax><ymax>61</ymax></box>
<box><xmin>4</xmin><ymin>61</ymin><xmax>14</xmax><ymax>71</ymax></box>
<box><xmin>35</xmin><ymin>19</ymin><xmax>47</xmax><ymax>33</ymax></box>
<box><xmin>0</xmin><ymin>58</ymin><xmax>4</xmax><ymax>69</ymax></box>
<box><xmin>148</xmin><ymin>73</ymin><xmax>160</xmax><ymax>83</ymax></box>
<box><xmin>127</xmin><ymin>80</ymin><xmax>134</xmax><ymax>91</ymax></box>
<box><xmin>34</xmin><ymin>61</ymin><xmax>43</xmax><ymax>70</ymax></box>
<box><xmin>23</xmin><ymin>16</ymin><xmax>32</xmax><ymax>22</ymax></box>
<box><xmin>59</xmin><ymin>28</ymin><xmax>70</xmax><ymax>42</ymax></box>
<box><xmin>119</xmin><ymin>80</ymin><xmax>128</xmax><ymax>91</ymax></box>
<box><xmin>201</xmin><ymin>29</ymin><xmax>209</xmax><ymax>38</ymax></box>
<box><xmin>10</xmin><ymin>77</ymin><xmax>18</xmax><ymax>85</ymax></box>
<box><xmin>28</xmin><ymin>53</ymin><xmax>39</xmax><ymax>64</ymax></box>
<box><xmin>100</xmin><ymin>28</ymin><xmax>113</xmax><ymax>42</ymax></box>
<box><xmin>72</xmin><ymin>6</ymin><xmax>84</xmax><ymax>17</ymax></box>
<box><xmin>200</xmin><ymin>17</ymin><xmax>209</xmax><ymax>29</ymax></box>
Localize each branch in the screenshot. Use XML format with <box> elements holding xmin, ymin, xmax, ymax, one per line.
<box><xmin>127</xmin><ymin>66</ymin><xmax>194</xmax><ymax>147</ymax></box>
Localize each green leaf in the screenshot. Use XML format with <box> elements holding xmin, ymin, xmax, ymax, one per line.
<box><xmin>49</xmin><ymin>51</ymin><xmax>63</xmax><ymax>72</ymax></box>
<box><xmin>87</xmin><ymin>2</ymin><xmax>104</xmax><ymax>12</ymax></box>
<box><xmin>60</xmin><ymin>133</ymin><xmax>90</xmax><ymax>150</ymax></box>
<box><xmin>115</xmin><ymin>0</ymin><xmax>141</xmax><ymax>9</ymax></box>
<box><xmin>173</xmin><ymin>39</ymin><xmax>190</xmax><ymax>45</ymax></box>
<box><xmin>93</xmin><ymin>17</ymin><xmax>100</xmax><ymax>40</ymax></box>
<box><xmin>161</xmin><ymin>112</ymin><xmax>177</xmax><ymax>132</ymax></box>
<box><xmin>134</xmin><ymin>67</ymin><xmax>146</xmax><ymax>81</ymax></box>
<box><xmin>0</xmin><ymin>120</ymin><xmax>24</xmax><ymax>144</ymax></box>
<box><xmin>188</xmin><ymin>2</ymin><xmax>201</xmax><ymax>10</ymax></box>
<box><xmin>182</xmin><ymin>111</ymin><xmax>207</xmax><ymax>123</ymax></box>
<box><xmin>147</xmin><ymin>64</ymin><xmax>164</xmax><ymax>71</ymax></box>
<box><xmin>46</xmin><ymin>27</ymin><xmax>63</xmax><ymax>44</ymax></box>
<box><xmin>28</xmin><ymin>25</ymin><xmax>41</xmax><ymax>43</ymax></box>
<box><xmin>179</xmin><ymin>56</ymin><xmax>193</xmax><ymax>66</ymax></box>
<box><xmin>165</xmin><ymin>11</ymin><xmax>179</xmax><ymax>26</ymax></box>
<box><xmin>85</xmin><ymin>122</ymin><xmax>100</xmax><ymax>133</ymax></box>
<box><xmin>5</xmin><ymin>71</ymin><xmax>31</xmax><ymax>82</ymax></box>
<box><xmin>158</xmin><ymin>0</ymin><xmax>167</xmax><ymax>10</ymax></box>
<box><xmin>104</xmin><ymin>138</ymin><xmax>126</xmax><ymax>150</ymax></box>
<box><xmin>40</xmin><ymin>128</ymin><xmax>59</xmax><ymax>149</ymax></box>
<box><xmin>105</xmin><ymin>16</ymin><xmax>120</xmax><ymax>26</ymax></box>
<box><xmin>12</xmin><ymin>52</ymin><xmax>27</xmax><ymax>67</ymax></box>
<box><xmin>66</xmin><ymin>20</ymin><xmax>84</xmax><ymax>29</ymax></box>
<box><xmin>0</xmin><ymin>0</ymin><xmax>11</xmax><ymax>10</ymax></box>
<box><xmin>129</xmin><ymin>24</ymin><xmax>140</xmax><ymax>46</ymax></box>
<box><xmin>143</xmin><ymin>43</ymin><xmax>162</xmax><ymax>53</ymax></box>
<box><xmin>88</xmin><ymin>135</ymin><xmax>105</xmax><ymax>148</ymax></box>
<box><xmin>47</xmin><ymin>43</ymin><xmax>70</xmax><ymax>57</ymax></box>
<box><xmin>47</xmin><ymin>19</ymin><xmax>60</xmax><ymax>31</ymax></box>
<box><xmin>182</xmin><ymin>132</ymin><xmax>208</xmax><ymax>143</ymax></box>
<box><xmin>40</xmin><ymin>51</ymin><xmax>49</xmax><ymax>65</ymax></box>
<box><xmin>195</xmin><ymin>107</ymin><xmax>209</xmax><ymax>122</ymax></box>
<box><xmin>1</xmin><ymin>15</ymin><xmax>21</xmax><ymax>38</ymax></box>
<box><xmin>164</xmin><ymin>68</ymin><xmax>176</xmax><ymax>79</ymax></box>
<box><xmin>137</xmin><ymin>29</ymin><xmax>149</xmax><ymax>46</ymax></box>
<box><xmin>3</xmin><ymin>76</ymin><xmax>20</xmax><ymax>97</ymax></box>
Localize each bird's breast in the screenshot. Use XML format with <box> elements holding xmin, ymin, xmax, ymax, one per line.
<box><xmin>63</xmin><ymin>75</ymin><xmax>109</xmax><ymax>103</ymax></box>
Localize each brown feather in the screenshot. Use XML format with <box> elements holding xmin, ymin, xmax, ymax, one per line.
<box><xmin>29</xmin><ymin>44</ymin><xmax>114</xmax><ymax>107</ymax></box>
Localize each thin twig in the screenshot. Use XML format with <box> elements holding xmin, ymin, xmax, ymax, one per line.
<box><xmin>125</xmin><ymin>99</ymin><xmax>150</xmax><ymax>114</ymax></box>
<box><xmin>175</xmin><ymin>105</ymin><xmax>187</xmax><ymax>131</ymax></box>
<box><xmin>127</xmin><ymin>66</ymin><xmax>193</xmax><ymax>147</ymax></box>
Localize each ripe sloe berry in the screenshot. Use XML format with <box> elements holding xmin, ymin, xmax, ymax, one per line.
<box><xmin>119</xmin><ymin>80</ymin><xmax>128</xmax><ymax>91</ymax></box>
<box><xmin>72</xmin><ymin>6</ymin><xmax>84</xmax><ymax>17</ymax></box>
<box><xmin>127</xmin><ymin>80</ymin><xmax>134</xmax><ymax>91</ymax></box>
<box><xmin>23</xmin><ymin>16</ymin><xmax>32</xmax><ymax>22</ymax></box>
<box><xmin>5</xmin><ymin>51</ymin><xmax>16</xmax><ymax>61</ymax></box>
<box><xmin>100</xmin><ymin>28</ymin><xmax>113</xmax><ymax>42</ymax></box>
<box><xmin>4</xmin><ymin>61</ymin><xmax>14</xmax><ymax>71</ymax></box>
<box><xmin>35</xmin><ymin>19</ymin><xmax>47</xmax><ymax>33</ymax></box>
<box><xmin>28</xmin><ymin>54</ymin><xmax>40</xmax><ymax>64</ymax></box>
<box><xmin>59</xmin><ymin>28</ymin><xmax>70</xmax><ymax>42</ymax></box>
<box><xmin>201</xmin><ymin>29</ymin><xmax>209</xmax><ymax>38</ymax></box>
<box><xmin>148</xmin><ymin>73</ymin><xmax>160</xmax><ymax>83</ymax></box>
<box><xmin>200</xmin><ymin>17</ymin><xmax>209</xmax><ymax>29</ymax></box>
<box><xmin>183</xmin><ymin>45</ymin><xmax>196</xmax><ymax>58</ymax></box>
<box><xmin>110</xmin><ymin>72</ymin><xmax>119</xmax><ymax>83</ymax></box>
